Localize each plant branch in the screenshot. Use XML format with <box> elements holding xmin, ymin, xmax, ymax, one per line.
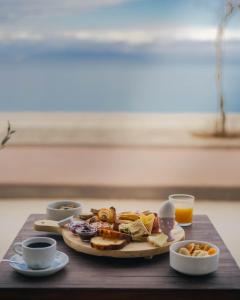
<box><xmin>1</xmin><ymin>121</ymin><xmax>15</xmax><ymax>149</ymax></box>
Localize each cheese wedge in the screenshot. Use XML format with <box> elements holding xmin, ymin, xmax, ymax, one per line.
<box><xmin>128</xmin><ymin>219</ymin><xmax>149</xmax><ymax>241</ymax></box>
<box><xmin>140</xmin><ymin>213</ymin><xmax>155</xmax><ymax>234</ymax></box>
<box><xmin>148</xmin><ymin>233</ymin><xmax>168</xmax><ymax>247</ymax></box>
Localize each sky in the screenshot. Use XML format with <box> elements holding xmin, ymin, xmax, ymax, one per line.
<box><xmin>0</xmin><ymin>0</ymin><xmax>239</xmax><ymax>112</ymax></box>
<box><xmin>1</xmin><ymin>0</ymin><xmax>240</xmax><ymax>63</ymax></box>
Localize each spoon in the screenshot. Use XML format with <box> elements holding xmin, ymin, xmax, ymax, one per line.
<box><xmin>1</xmin><ymin>259</ymin><xmax>25</xmax><ymax>266</ymax></box>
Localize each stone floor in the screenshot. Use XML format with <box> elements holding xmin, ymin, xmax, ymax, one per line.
<box><xmin>0</xmin><ymin>198</ymin><xmax>239</xmax><ymax>266</ymax></box>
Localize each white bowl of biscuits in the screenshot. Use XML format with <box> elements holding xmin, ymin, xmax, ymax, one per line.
<box><xmin>170</xmin><ymin>240</ymin><xmax>220</xmax><ymax>276</ymax></box>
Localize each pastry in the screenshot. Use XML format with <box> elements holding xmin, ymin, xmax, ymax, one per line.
<box><xmin>98</xmin><ymin>207</ymin><xmax>116</xmax><ymax>223</ymax></box>
<box><xmin>118</xmin><ymin>212</ymin><xmax>139</xmax><ymax>221</ymax></box>
<box><xmin>79</xmin><ymin>213</ymin><xmax>94</xmax><ymax>220</ymax></box>
<box><xmin>192</xmin><ymin>250</ymin><xmax>208</xmax><ymax>257</ymax></box>
<box><xmin>186</xmin><ymin>243</ymin><xmax>195</xmax><ymax>254</ymax></box>
<box><xmin>88</xmin><ymin>215</ymin><xmax>100</xmax><ymax>223</ymax></box>
<box><xmin>178</xmin><ymin>247</ymin><xmax>191</xmax><ymax>256</ymax></box>
<box><xmin>177</xmin><ymin>243</ymin><xmax>217</xmax><ymax>257</ymax></box>
<box><xmin>91</xmin><ymin>208</ymin><xmax>100</xmax><ymax>215</ymax></box>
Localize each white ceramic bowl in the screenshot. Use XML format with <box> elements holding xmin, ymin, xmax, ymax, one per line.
<box><xmin>170</xmin><ymin>240</ymin><xmax>220</xmax><ymax>276</ymax></box>
<box><xmin>46</xmin><ymin>200</ymin><xmax>82</xmax><ymax>221</ymax></box>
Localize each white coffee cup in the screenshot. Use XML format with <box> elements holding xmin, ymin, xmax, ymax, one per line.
<box><xmin>13</xmin><ymin>237</ymin><xmax>56</xmax><ymax>269</ymax></box>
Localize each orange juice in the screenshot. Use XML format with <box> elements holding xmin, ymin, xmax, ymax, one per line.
<box><xmin>175</xmin><ymin>207</ymin><xmax>193</xmax><ymax>224</ymax></box>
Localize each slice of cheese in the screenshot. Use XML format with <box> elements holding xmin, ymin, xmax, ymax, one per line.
<box><xmin>140</xmin><ymin>213</ymin><xmax>155</xmax><ymax>234</ymax></box>
<box><xmin>128</xmin><ymin>219</ymin><xmax>149</xmax><ymax>242</ymax></box>
<box><xmin>148</xmin><ymin>233</ymin><xmax>168</xmax><ymax>247</ymax></box>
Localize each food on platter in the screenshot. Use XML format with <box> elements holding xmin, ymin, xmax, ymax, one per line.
<box><xmin>90</xmin><ymin>208</ymin><xmax>100</xmax><ymax>215</ymax></box>
<box><xmin>148</xmin><ymin>233</ymin><xmax>168</xmax><ymax>247</ymax></box>
<box><xmin>88</xmin><ymin>215</ymin><xmax>100</xmax><ymax>223</ymax></box>
<box><xmin>178</xmin><ymin>242</ymin><xmax>217</xmax><ymax>257</ymax></box>
<box><xmin>88</xmin><ymin>215</ymin><xmax>99</xmax><ymax>223</ymax></box>
<box><xmin>98</xmin><ymin>228</ymin><xmax>131</xmax><ymax>242</ymax></box>
<box><xmin>141</xmin><ymin>210</ymin><xmax>152</xmax><ymax>215</ymax></box>
<box><xmin>76</xmin><ymin>223</ymin><xmax>98</xmax><ymax>242</ymax></box>
<box><xmin>69</xmin><ymin>220</ymin><xmax>86</xmax><ymax>235</ymax></box>
<box><xmin>35</xmin><ymin>199</ymin><xmax>186</xmax><ymax>259</ymax></box>
<box><xmin>119</xmin><ymin>212</ymin><xmax>139</xmax><ymax>221</ymax></box>
<box><xmin>140</xmin><ymin>213</ymin><xmax>155</xmax><ymax>234</ymax></box>
<box><xmin>66</xmin><ymin>204</ymin><xmax>181</xmax><ymax>251</ymax></box>
<box><xmin>118</xmin><ymin>212</ymin><xmax>159</xmax><ymax>233</ymax></box>
<box><xmin>159</xmin><ymin>200</ymin><xmax>175</xmax><ymax>241</ymax></box>
<box><xmin>151</xmin><ymin>213</ymin><xmax>160</xmax><ymax>233</ymax></box>
<box><xmin>79</xmin><ymin>213</ymin><xmax>94</xmax><ymax>220</ymax></box>
<box><xmin>69</xmin><ymin>220</ymin><xmax>111</xmax><ymax>237</ymax></box>
<box><xmin>118</xmin><ymin>223</ymin><xmax>131</xmax><ymax>235</ymax></box>
<box><xmin>119</xmin><ymin>219</ymin><xmax>149</xmax><ymax>242</ymax></box>
<box><xmin>97</xmin><ymin>207</ymin><xmax>116</xmax><ymax>223</ymax></box>
<box><xmin>91</xmin><ymin>236</ymin><xmax>129</xmax><ymax>250</ymax></box>
<box><xmin>90</xmin><ymin>221</ymin><xmax>112</xmax><ymax>230</ymax></box>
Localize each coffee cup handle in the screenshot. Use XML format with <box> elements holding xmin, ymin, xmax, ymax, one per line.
<box><xmin>13</xmin><ymin>242</ymin><xmax>23</xmax><ymax>256</ymax></box>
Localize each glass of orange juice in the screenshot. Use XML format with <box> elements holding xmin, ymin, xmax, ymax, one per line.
<box><xmin>169</xmin><ymin>194</ymin><xmax>195</xmax><ymax>226</ymax></box>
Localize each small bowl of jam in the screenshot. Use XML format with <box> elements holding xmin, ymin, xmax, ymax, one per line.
<box><xmin>76</xmin><ymin>223</ymin><xmax>97</xmax><ymax>242</ymax></box>
<box><xmin>69</xmin><ymin>220</ymin><xmax>86</xmax><ymax>235</ymax></box>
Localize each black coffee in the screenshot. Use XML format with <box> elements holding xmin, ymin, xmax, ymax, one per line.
<box><xmin>27</xmin><ymin>242</ymin><xmax>51</xmax><ymax>248</ymax></box>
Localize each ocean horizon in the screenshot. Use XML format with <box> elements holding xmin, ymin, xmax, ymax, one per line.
<box><xmin>0</xmin><ymin>58</ymin><xmax>239</xmax><ymax>113</ymax></box>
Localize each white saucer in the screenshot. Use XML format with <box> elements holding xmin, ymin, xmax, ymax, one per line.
<box><xmin>9</xmin><ymin>251</ymin><xmax>69</xmax><ymax>277</ymax></box>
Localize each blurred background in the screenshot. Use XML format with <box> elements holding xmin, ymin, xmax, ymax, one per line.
<box><xmin>0</xmin><ymin>0</ymin><xmax>240</xmax><ymax>265</ymax></box>
<box><xmin>0</xmin><ymin>0</ymin><xmax>239</xmax><ymax>112</ymax></box>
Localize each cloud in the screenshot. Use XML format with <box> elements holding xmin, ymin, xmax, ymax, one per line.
<box><xmin>0</xmin><ymin>25</ymin><xmax>239</xmax><ymax>63</ymax></box>
<box><xmin>0</xmin><ymin>0</ymin><xmax>131</xmax><ymax>21</ymax></box>
<box><xmin>0</xmin><ymin>26</ymin><xmax>240</xmax><ymax>44</ymax></box>
<box><xmin>62</xmin><ymin>27</ymin><xmax>240</xmax><ymax>44</ymax></box>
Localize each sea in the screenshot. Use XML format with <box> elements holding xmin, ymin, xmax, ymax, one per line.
<box><xmin>0</xmin><ymin>59</ymin><xmax>239</xmax><ymax>112</ymax></box>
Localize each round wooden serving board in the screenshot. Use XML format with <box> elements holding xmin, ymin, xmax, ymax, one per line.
<box><xmin>34</xmin><ymin>220</ymin><xmax>185</xmax><ymax>258</ymax></box>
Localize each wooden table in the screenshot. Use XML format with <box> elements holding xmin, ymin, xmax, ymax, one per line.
<box><xmin>0</xmin><ymin>214</ymin><xmax>239</xmax><ymax>300</ymax></box>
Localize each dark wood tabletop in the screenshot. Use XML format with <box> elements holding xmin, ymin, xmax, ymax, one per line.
<box><xmin>0</xmin><ymin>214</ymin><xmax>239</xmax><ymax>300</ymax></box>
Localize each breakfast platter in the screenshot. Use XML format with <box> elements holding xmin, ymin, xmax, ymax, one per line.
<box><xmin>34</xmin><ymin>219</ymin><xmax>185</xmax><ymax>258</ymax></box>
<box><xmin>34</xmin><ymin>202</ymin><xmax>185</xmax><ymax>259</ymax></box>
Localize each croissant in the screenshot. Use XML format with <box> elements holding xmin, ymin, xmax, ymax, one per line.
<box><xmin>98</xmin><ymin>207</ymin><xmax>116</xmax><ymax>224</ymax></box>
